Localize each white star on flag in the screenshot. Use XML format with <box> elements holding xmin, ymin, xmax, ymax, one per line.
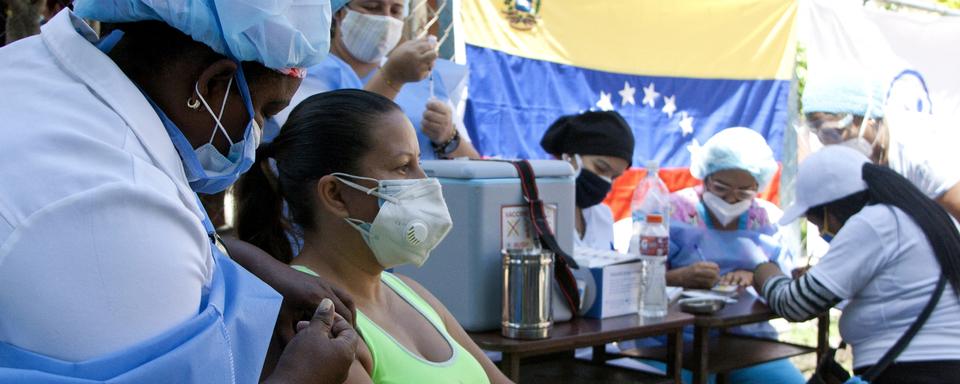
<box><xmin>662</xmin><ymin>95</ymin><xmax>677</xmax><ymax>118</ymax></box>
<box><xmin>619</xmin><ymin>82</ymin><xmax>636</xmax><ymax>106</ymax></box>
<box><xmin>596</xmin><ymin>91</ymin><xmax>614</xmax><ymax>111</ymax></box>
<box><xmin>642</xmin><ymin>83</ymin><xmax>660</xmax><ymax>108</ymax></box>
<box><xmin>679</xmin><ymin>111</ymin><xmax>695</xmax><ymax>137</ymax></box>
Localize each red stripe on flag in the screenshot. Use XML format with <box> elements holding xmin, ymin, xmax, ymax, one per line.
<box><xmin>603</xmin><ymin>166</ymin><xmax>782</xmax><ymax>222</ymax></box>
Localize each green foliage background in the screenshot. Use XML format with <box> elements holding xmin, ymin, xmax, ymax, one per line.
<box><xmin>936</xmin><ymin>0</ymin><xmax>960</xmax><ymax>9</ymax></box>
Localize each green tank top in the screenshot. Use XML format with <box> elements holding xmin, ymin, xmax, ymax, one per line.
<box><xmin>291</xmin><ymin>266</ymin><xmax>489</xmax><ymax>384</ymax></box>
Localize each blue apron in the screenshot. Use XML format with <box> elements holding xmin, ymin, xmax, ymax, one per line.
<box><xmin>0</xmin><ymin>25</ymin><xmax>282</xmax><ymax>383</ymax></box>
<box><xmin>667</xmin><ymin>200</ymin><xmax>785</xmax><ymax>275</ymax></box>
<box><xmin>666</xmin><ymin>201</ymin><xmax>783</xmax><ymax>340</ymax></box>
<box><xmin>0</xmin><ymin>202</ymin><xmax>282</xmax><ymax>382</ymax></box>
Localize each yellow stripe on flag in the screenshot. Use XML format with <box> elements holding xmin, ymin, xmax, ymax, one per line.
<box><xmin>463</xmin><ymin>0</ymin><xmax>798</xmax><ymax>80</ymax></box>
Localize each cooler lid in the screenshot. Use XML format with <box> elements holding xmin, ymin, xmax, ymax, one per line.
<box><xmin>422</xmin><ymin>160</ymin><xmax>574</xmax><ymax>179</ymax></box>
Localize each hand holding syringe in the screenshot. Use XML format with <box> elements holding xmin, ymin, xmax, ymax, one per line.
<box><xmin>427</xmin><ymin>35</ymin><xmax>437</xmax><ymax>99</ymax></box>
<box><xmin>382</xmin><ymin>35</ymin><xmax>438</xmax><ymax>85</ymax></box>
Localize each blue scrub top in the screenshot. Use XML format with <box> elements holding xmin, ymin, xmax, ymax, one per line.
<box><xmin>314</xmin><ymin>54</ymin><xmax>365</xmax><ymax>90</ymax></box>
<box><xmin>266</xmin><ymin>54</ymin><xmax>456</xmax><ymax>160</ymax></box>
<box><xmin>262</xmin><ymin>54</ymin><xmax>362</xmax><ymax>142</ymax></box>
<box><xmin>359</xmin><ymin>61</ymin><xmax>456</xmax><ymax>160</ymax></box>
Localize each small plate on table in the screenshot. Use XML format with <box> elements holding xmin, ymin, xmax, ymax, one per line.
<box><xmin>678</xmin><ymin>297</ymin><xmax>726</xmax><ymax>315</ymax></box>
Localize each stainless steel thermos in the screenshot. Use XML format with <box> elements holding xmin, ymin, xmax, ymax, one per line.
<box><xmin>501</xmin><ymin>248</ymin><xmax>553</xmax><ymax>339</ymax></box>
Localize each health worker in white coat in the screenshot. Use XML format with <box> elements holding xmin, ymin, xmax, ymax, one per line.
<box><xmin>540</xmin><ymin>111</ymin><xmax>635</xmax><ymax>251</ymax></box>
<box><xmin>802</xmin><ymin>65</ymin><xmax>960</xmax><ymax>222</ymax></box>
<box><xmin>0</xmin><ymin>1</ymin><xmax>359</xmax><ymax>382</ymax></box>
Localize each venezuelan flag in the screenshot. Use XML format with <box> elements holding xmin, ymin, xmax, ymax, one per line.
<box><xmin>462</xmin><ymin>0</ymin><xmax>797</xmax><ymax>220</ymax></box>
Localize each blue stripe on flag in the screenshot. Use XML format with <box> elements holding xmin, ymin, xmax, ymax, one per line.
<box><xmin>464</xmin><ymin>44</ymin><xmax>790</xmax><ymax>167</ymax></box>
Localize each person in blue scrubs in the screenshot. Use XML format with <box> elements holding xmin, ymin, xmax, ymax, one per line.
<box><xmin>268</xmin><ymin>0</ymin><xmax>481</xmax><ymax>160</ymax></box>
<box><xmin>0</xmin><ymin>1</ymin><xmax>359</xmax><ymax>382</ymax></box>
<box><xmin>661</xmin><ymin>127</ymin><xmax>805</xmax><ymax>384</ymax></box>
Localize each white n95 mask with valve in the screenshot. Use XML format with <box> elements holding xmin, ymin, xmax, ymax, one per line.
<box><xmin>333</xmin><ymin>173</ymin><xmax>453</xmax><ymax>268</ymax></box>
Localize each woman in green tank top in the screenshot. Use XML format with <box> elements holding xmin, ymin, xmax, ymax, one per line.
<box><xmin>235</xmin><ymin>89</ymin><xmax>510</xmax><ymax>384</ymax></box>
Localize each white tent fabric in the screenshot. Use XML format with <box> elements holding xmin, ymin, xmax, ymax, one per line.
<box><xmin>800</xmin><ymin>0</ymin><xmax>960</xmax><ymax>121</ymax></box>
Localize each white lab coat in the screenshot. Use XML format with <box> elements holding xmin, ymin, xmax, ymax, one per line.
<box><xmin>0</xmin><ymin>12</ymin><xmax>213</xmax><ymax>362</ymax></box>
<box><xmin>885</xmin><ymin>110</ymin><xmax>960</xmax><ymax>200</ymax></box>
<box><xmin>573</xmin><ymin>204</ymin><xmax>615</xmax><ymax>251</ymax></box>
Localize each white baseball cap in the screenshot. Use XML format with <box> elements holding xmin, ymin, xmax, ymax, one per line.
<box><xmin>780</xmin><ymin>146</ymin><xmax>870</xmax><ymax>225</ymax></box>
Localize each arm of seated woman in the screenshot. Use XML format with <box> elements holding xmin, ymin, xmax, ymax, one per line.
<box><xmin>340</xmin><ymin>342</ymin><xmax>375</xmax><ymax>384</ymax></box>
<box><xmin>343</xmin><ymin>354</ymin><xmax>373</xmax><ymax>384</ymax></box>
<box><xmin>397</xmin><ymin>275</ymin><xmax>515</xmax><ymax>384</ymax></box>
<box><xmin>754</xmin><ymin>262</ymin><xmax>842</xmax><ymax>322</ymax></box>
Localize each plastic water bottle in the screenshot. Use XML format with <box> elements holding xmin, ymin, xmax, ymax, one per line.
<box><xmin>631</xmin><ymin>161</ymin><xmax>670</xmax><ymax>252</ymax></box>
<box><xmin>632</xmin><ymin>160</ymin><xmax>670</xmax><ymax>317</ymax></box>
<box><xmin>639</xmin><ymin>213</ymin><xmax>669</xmax><ymax>317</ymax></box>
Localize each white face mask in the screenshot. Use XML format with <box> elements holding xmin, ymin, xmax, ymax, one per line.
<box><xmin>841</xmin><ymin>78</ymin><xmax>879</xmax><ymax>158</ymax></box>
<box><xmin>840</xmin><ymin>137</ymin><xmax>873</xmax><ymax>158</ymax></box>
<box><xmin>840</xmin><ymin>116</ymin><xmax>876</xmax><ymax>158</ymax></box>
<box><xmin>339</xmin><ymin>9</ymin><xmax>404</xmax><ymax>63</ymax></box>
<box><xmin>334</xmin><ymin>173</ymin><xmax>454</xmax><ymax>268</ymax></box>
<box><xmin>702</xmin><ymin>192</ymin><xmax>752</xmax><ymax>226</ymax></box>
<box><xmin>192</xmin><ymin>77</ymin><xmax>262</xmax><ymax>177</ymax></box>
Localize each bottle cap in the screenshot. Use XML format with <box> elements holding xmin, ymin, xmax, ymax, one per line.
<box><xmin>645</xmin><ymin>160</ymin><xmax>659</xmax><ymax>173</ymax></box>
<box><xmin>646</xmin><ymin>214</ymin><xmax>663</xmax><ymax>224</ymax></box>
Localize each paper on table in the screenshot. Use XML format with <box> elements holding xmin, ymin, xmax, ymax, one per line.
<box><xmin>667</xmin><ymin>286</ymin><xmax>683</xmax><ymax>302</ymax></box>
<box><xmin>573</xmin><ymin>246</ymin><xmax>640</xmax><ymax>268</ymax></box>
<box><xmin>681</xmin><ymin>290</ymin><xmax>737</xmax><ymax>303</ymax></box>
<box><xmin>745</xmin><ymin>285</ymin><xmax>766</xmax><ymax>304</ymax></box>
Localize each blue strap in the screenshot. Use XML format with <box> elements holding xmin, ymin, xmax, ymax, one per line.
<box><xmin>193</xmin><ymin>195</ymin><xmax>229</xmax><ymax>263</ymax></box>
<box><xmin>195</xmin><ymin>196</ymin><xmax>217</xmax><ymax>235</ymax></box>
<box><xmin>96</xmin><ymin>29</ymin><xmax>124</xmax><ymax>53</ymax></box>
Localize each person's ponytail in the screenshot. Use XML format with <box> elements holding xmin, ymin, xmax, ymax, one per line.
<box><xmin>235</xmin><ymin>144</ymin><xmax>294</xmax><ymax>264</ymax></box>
<box><xmin>862</xmin><ymin>163</ymin><xmax>960</xmax><ymax>297</ymax></box>
<box><xmin>234</xmin><ymin>89</ymin><xmax>400</xmax><ymax>264</ymax></box>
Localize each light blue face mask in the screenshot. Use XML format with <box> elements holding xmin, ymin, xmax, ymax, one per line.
<box><xmin>820</xmin><ymin>207</ymin><xmax>836</xmax><ymax>243</ymax></box>
<box><xmin>190</xmin><ymin>76</ymin><xmax>257</xmax><ymax>180</ymax></box>
<box><xmin>97</xmin><ymin>29</ymin><xmax>260</xmax><ymax>194</ymax></box>
<box><xmin>820</xmin><ymin>233</ymin><xmax>834</xmax><ymax>243</ymax></box>
<box><xmin>149</xmin><ymin>68</ymin><xmax>260</xmax><ymax>194</ymax></box>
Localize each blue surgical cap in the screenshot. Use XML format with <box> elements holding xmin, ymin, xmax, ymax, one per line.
<box><xmin>689</xmin><ymin>127</ymin><xmax>778</xmax><ymax>190</ymax></box>
<box><xmin>802</xmin><ymin>64</ymin><xmax>886</xmax><ymax>119</ymax></box>
<box><xmin>74</xmin><ymin>0</ymin><xmax>332</xmax><ymax>71</ymax></box>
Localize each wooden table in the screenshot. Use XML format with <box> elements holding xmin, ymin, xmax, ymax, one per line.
<box><xmin>470</xmin><ymin>307</ymin><xmax>695</xmax><ymax>383</ymax></box>
<box><xmin>513</xmin><ymin>353</ymin><xmax>675</xmax><ymax>384</ymax></box>
<box><xmin>615</xmin><ymin>289</ymin><xmax>829</xmax><ymax>384</ymax></box>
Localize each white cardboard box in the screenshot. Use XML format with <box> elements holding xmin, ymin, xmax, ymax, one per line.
<box><xmin>574</xmin><ymin>247</ymin><xmax>644</xmax><ymax>319</ymax></box>
<box><xmin>584</xmin><ymin>261</ymin><xmax>644</xmax><ymax>318</ymax></box>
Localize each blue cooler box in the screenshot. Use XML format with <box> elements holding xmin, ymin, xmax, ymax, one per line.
<box><xmin>394</xmin><ymin>160</ymin><xmax>575</xmax><ymax>332</ymax></box>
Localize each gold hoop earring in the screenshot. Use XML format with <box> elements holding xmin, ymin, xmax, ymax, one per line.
<box><xmin>187</xmin><ymin>97</ymin><xmax>201</xmax><ymax>110</ymax></box>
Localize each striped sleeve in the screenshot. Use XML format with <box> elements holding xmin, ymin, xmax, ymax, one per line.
<box><xmin>762</xmin><ymin>274</ymin><xmax>842</xmax><ymax>322</ymax></box>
